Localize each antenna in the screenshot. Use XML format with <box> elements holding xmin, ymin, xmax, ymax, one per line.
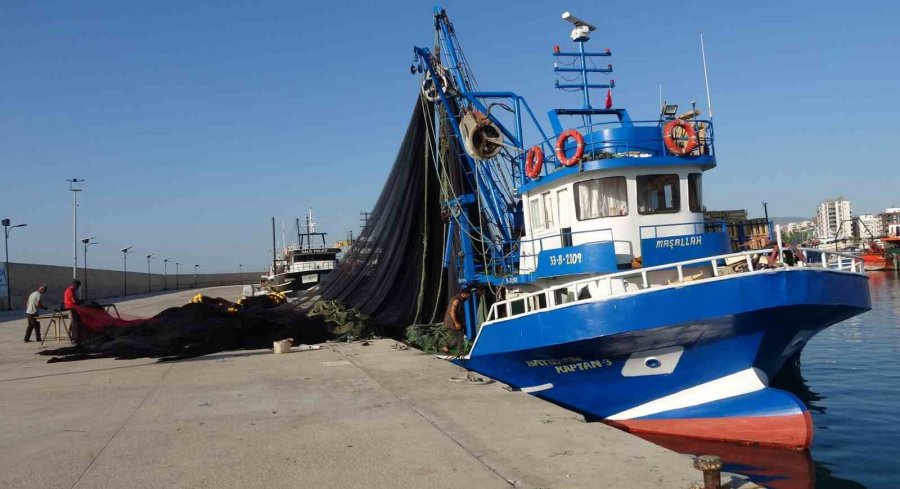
<box><xmin>562</xmin><ymin>11</ymin><xmax>596</xmax><ymax>41</ymax></box>
<box><xmin>700</xmin><ymin>33</ymin><xmax>713</xmax><ymax>120</ymax></box>
<box><xmin>306</xmin><ymin>207</ymin><xmax>316</xmax><ymax>234</ymax></box>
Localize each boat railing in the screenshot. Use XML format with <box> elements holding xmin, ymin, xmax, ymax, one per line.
<box><xmin>517</xmin><ymin>227</ymin><xmax>614</xmax><ymax>257</ymax></box>
<box><xmin>484</xmin><ymin>247</ymin><xmax>864</xmax><ymax>323</ymax></box>
<box><xmin>639</xmin><ymin>221</ymin><xmax>724</xmax><ymax>239</ymax></box>
<box><xmin>473</xmin><ymin>228</ymin><xmax>616</xmax><ymax>278</ymax></box>
<box><xmin>526</xmin><ymin>119</ymin><xmax>715</xmax><ymax>177</ymax></box>
<box><xmin>493</xmin><ymin>227</ymin><xmax>615</xmax><ymax>275</ymax></box>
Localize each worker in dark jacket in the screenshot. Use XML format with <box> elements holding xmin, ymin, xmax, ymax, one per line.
<box><xmin>442</xmin><ymin>290</ymin><xmax>471</xmax><ymax>354</ymax></box>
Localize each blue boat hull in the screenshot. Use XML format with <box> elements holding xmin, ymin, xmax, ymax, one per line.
<box><xmin>461</xmin><ymin>269</ymin><xmax>870</xmax><ymax>448</ymax></box>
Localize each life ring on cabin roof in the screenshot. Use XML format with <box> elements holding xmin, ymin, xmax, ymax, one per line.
<box><xmin>525</xmin><ymin>146</ymin><xmax>544</xmax><ymax>179</ymax></box>
<box><xmin>556</xmin><ymin>129</ymin><xmax>585</xmax><ymax>167</ymax></box>
<box><xmin>662</xmin><ymin>119</ymin><xmax>699</xmax><ymax>156</ymax></box>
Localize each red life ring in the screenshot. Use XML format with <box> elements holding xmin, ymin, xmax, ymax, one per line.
<box><xmin>555</xmin><ymin>129</ymin><xmax>585</xmax><ymax>166</ymax></box>
<box><xmin>662</xmin><ymin>120</ymin><xmax>699</xmax><ymax>156</ymax></box>
<box><xmin>525</xmin><ymin>146</ymin><xmax>544</xmax><ymax>179</ymax></box>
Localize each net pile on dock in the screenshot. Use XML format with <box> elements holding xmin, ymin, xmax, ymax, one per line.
<box><xmin>41</xmin><ymin>295</ymin><xmax>332</xmax><ymax>362</ymax></box>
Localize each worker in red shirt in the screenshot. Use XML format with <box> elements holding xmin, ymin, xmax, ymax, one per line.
<box><xmin>63</xmin><ymin>280</ymin><xmax>81</xmax><ymax>309</ymax></box>
<box><xmin>63</xmin><ymin>280</ymin><xmax>82</xmax><ymax>342</ymax></box>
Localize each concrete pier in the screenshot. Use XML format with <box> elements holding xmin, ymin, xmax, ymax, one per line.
<box><xmin>0</xmin><ymin>287</ymin><xmax>758</xmax><ymax>488</ymax></box>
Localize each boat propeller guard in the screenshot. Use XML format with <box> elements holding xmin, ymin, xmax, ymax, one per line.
<box><xmin>459</xmin><ymin>110</ymin><xmax>503</xmax><ymax>160</ymax></box>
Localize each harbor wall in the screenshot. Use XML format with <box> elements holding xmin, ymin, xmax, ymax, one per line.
<box><xmin>0</xmin><ymin>262</ymin><xmax>261</xmax><ymax>311</ymax></box>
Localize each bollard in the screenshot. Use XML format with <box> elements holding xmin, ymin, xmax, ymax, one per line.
<box><xmin>693</xmin><ymin>455</ymin><xmax>723</xmax><ymax>489</ymax></box>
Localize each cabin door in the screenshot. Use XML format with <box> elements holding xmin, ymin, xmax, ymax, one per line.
<box><xmin>557</xmin><ymin>188</ymin><xmax>572</xmax><ymax>247</ymax></box>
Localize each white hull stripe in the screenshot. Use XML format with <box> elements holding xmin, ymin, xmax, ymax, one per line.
<box><xmin>607</xmin><ymin>368</ymin><xmax>768</xmax><ymax>420</ymax></box>
<box><xmin>521</xmin><ymin>383</ymin><xmax>554</xmax><ymax>393</ymax></box>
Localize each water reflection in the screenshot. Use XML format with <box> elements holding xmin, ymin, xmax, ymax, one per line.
<box><xmin>772</xmin><ymin>357</ymin><xmax>826</xmax><ymax>415</ymax></box>
<box><xmin>774</xmin><ymin>367</ymin><xmax>869</xmax><ymax>488</ymax></box>
<box><xmin>638</xmin><ymin>433</ymin><xmax>813</xmax><ymax>489</ymax></box>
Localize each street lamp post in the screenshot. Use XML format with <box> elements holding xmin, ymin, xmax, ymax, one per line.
<box><xmin>80</xmin><ymin>237</ymin><xmax>97</xmax><ymax>300</ymax></box>
<box><xmin>239</xmin><ymin>263</ymin><xmax>242</xmax><ymax>278</ymax></box>
<box><xmin>121</xmin><ymin>246</ymin><xmax>133</xmax><ymax>296</ymax></box>
<box><xmin>193</xmin><ymin>264</ymin><xmax>199</xmax><ymax>288</ymax></box>
<box><xmin>175</xmin><ymin>262</ymin><xmax>180</xmax><ymax>289</ymax></box>
<box><xmin>163</xmin><ymin>258</ymin><xmax>170</xmax><ymax>290</ymax></box>
<box><xmin>2</xmin><ymin>219</ymin><xmax>27</xmax><ymax>311</ymax></box>
<box><xmin>66</xmin><ymin>179</ymin><xmax>84</xmax><ymax>280</ymax></box>
<box><xmin>146</xmin><ymin>254</ymin><xmax>154</xmax><ymax>293</ymax></box>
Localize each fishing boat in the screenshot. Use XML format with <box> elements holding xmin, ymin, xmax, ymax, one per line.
<box><xmin>414</xmin><ymin>8</ymin><xmax>871</xmax><ymax>449</ymax></box>
<box><xmin>265</xmin><ymin>209</ymin><xmax>340</xmax><ymax>296</ymax></box>
<box><xmin>858</xmin><ymin>242</ymin><xmax>889</xmax><ymax>271</ymax></box>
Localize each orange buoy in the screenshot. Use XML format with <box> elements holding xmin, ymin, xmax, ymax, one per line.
<box><xmin>555</xmin><ymin>129</ymin><xmax>585</xmax><ymax>166</ymax></box>
<box><xmin>662</xmin><ymin>119</ymin><xmax>699</xmax><ymax>156</ymax></box>
<box><xmin>525</xmin><ymin>146</ymin><xmax>544</xmax><ymax>179</ymax></box>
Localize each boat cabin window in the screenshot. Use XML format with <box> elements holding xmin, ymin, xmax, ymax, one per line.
<box><xmin>529</xmin><ymin>192</ymin><xmax>556</xmax><ymax>231</ymax></box>
<box><xmin>293</xmin><ymin>252</ymin><xmax>335</xmax><ymax>262</ymax></box>
<box><xmin>574</xmin><ymin>176</ymin><xmax>628</xmax><ymax>220</ymax></box>
<box><xmin>543</xmin><ymin>192</ymin><xmax>555</xmax><ymax>229</ymax></box>
<box><xmin>637</xmin><ymin>174</ymin><xmax>680</xmax><ymax>215</ymax></box>
<box><xmin>529</xmin><ymin>198</ymin><xmax>543</xmax><ymax>230</ymax></box>
<box><xmin>688</xmin><ymin>173</ymin><xmax>702</xmax><ymax>212</ymax></box>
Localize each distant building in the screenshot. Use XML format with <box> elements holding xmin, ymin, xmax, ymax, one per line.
<box><xmin>816</xmin><ymin>197</ymin><xmax>852</xmax><ymax>239</ymax></box>
<box><xmin>881</xmin><ymin>208</ymin><xmax>900</xmax><ymax>237</ymax></box>
<box><xmin>852</xmin><ymin>214</ymin><xmax>883</xmax><ymax>239</ymax></box>
<box><xmin>782</xmin><ymin>220</ymin><xmax>815</xmax><ymax>241</ymax></box>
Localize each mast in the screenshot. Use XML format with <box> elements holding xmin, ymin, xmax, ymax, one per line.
<box><xmin>700</xmin><ymin>33</ymin><xmax>713</xmax><ymax>120</ymax></box>
<box><xmin>271</xmin><ymin>217</ymin><xmax>276</xmax><ymax>275</ymax></box>
<box><xmin>296</xmin><ymin>218</ymin><xmax>303</xmax><ymax>249</ymax></box>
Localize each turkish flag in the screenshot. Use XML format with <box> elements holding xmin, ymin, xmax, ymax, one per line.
<box><xmin>605</xmin><ymin>88</ymin><xmax>613</xmax><ymax>109</ymax></box>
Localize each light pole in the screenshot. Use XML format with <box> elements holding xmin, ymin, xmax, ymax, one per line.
<box><xmin>146</xmin><ymin>254</ymin><xmax>154</xmax><ymax>293</ymax></box>
<box><xmin>193</xmin><ymin>264</ymin><xmax>199</xmax><ymax>288</ymax></box>
<box><xmin>239</xmin><ymin>263</ymin><xmax>242</xmax><ymax>278</ymax></box>
<box><xmin>175</xmin><ymin>262</ymin><xmax>180</xmax><ymax>289</ymax></box>
<box><xmin>121</xmin><ymin>246</ymin><xmax>133</xmax><ymax>296</ymax></box>
<box><xmin>67</xmin><ymin>179</ymin><xmax>84</xmax><ymax>280</ymax></box>
<box><xmin>80</xmin><ymin>237</ymin><xmax>97</xmax><ymax>301</ymax></box>
<box><xmin>163</xmin><ymin>258</ymin><xmax>170</xmax><ymax>290</ymax></box>
<box><xmin>2</xmin><ymin>219</ymin><xmax>27</xmax><ymax>311</ymax></box>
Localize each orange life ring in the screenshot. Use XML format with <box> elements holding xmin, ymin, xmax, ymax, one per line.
<box><xmin>662</xmin><ymin>119</ymin><xmax>699</xmax><ymax>156</ymax></box>
<box><xmin>555</xmin><ymin>129</ymin><xmax>585</xmax><ymax>166</ymax></box>
<box><xmin>525</xmin><ymin>146</ymin><xmax>544</xmax><ymax>179</ymax></box>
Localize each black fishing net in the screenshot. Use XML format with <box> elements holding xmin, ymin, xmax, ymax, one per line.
<box><xmin>314</xmin><ymin>95</ymin><xmax>469</xmax><ymax>331</ymax></box>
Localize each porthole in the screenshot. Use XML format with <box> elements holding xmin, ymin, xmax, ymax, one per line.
<box><xmin>644</xmin><ymin>357</ymin><xmax>661</xmax><ymax>369</ymax></box>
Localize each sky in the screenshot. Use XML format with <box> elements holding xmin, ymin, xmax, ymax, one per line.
<box><xmin>1</xmin><ymin>0</ymin><xmax>897</xmax><ymax>272</ymax></box>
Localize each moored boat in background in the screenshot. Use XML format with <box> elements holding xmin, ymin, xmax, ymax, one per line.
<box><xmin>264</xmin><ymin>208</ymin><xmax>340</xmax><ymax>297</ymax></box>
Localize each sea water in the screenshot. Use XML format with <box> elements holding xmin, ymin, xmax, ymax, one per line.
<box><xmin>801</xmin><ymin>271</ymin><xmax>900</xmax><ymax>488</ymax></box>
<box><xmin>641</xmin><ymin>271</ymin><xmax>900</xmax><ymax>488</ymax></box>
